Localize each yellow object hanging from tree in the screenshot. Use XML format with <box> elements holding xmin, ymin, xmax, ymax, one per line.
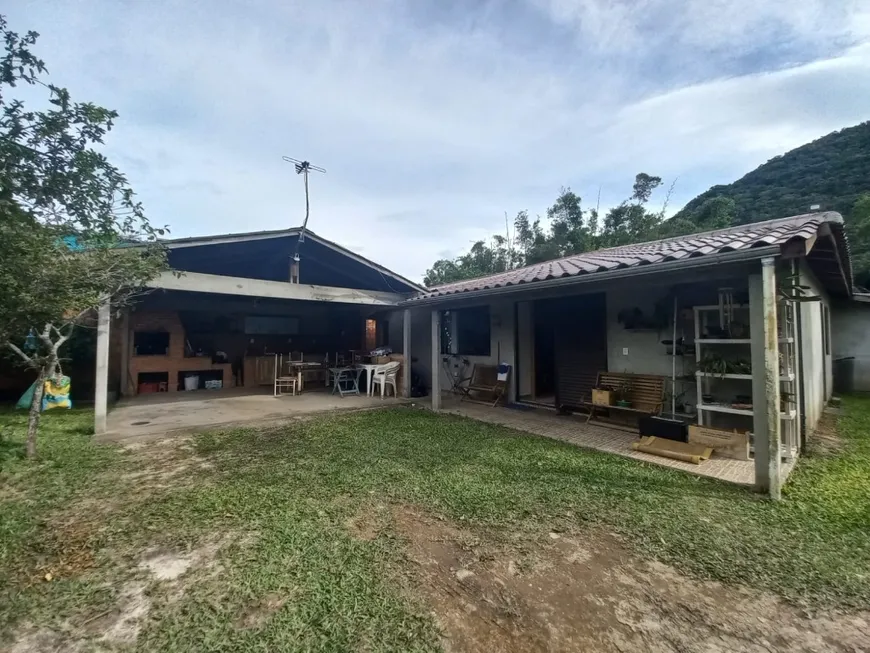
<box><xmin>42</xmin><ymin>375</ymin><xmax>72</xmax><ymax>410</ymax></box>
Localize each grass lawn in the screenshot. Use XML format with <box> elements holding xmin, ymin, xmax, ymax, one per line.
<box><xmin>1</xmin><ymin>398</ymin><xmax>869</xmax><ymax>651</ymax></box>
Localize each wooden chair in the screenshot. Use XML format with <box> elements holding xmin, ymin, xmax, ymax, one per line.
<box><xmin>274</xmin><ymin>354</ymin><xmax>298</xmax><ymax>397</ymax></box>
<box><xmin>583</xmin><ymin>372</ymin><xmax>664</xmax><ymax>425</ymax></box>
<box><xmin>461</xmin><ymin>363</ymin><xmax>511</xmax><ymax>407</ymax></box>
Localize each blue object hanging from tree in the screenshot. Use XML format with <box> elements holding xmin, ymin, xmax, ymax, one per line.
<box><xmin>23</xmin><ymin>328</ymin><xmax>37</xmax><ymax>352</ymax></box>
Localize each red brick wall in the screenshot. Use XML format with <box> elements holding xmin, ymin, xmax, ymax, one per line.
<box><xmin>126</xmin><ymin>310</ymin><xmax>233</xmax><ymax>394</ymax></box>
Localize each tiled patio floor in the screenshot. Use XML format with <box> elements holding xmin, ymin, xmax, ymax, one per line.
<box><xmin>444</xmin><ymin>400</ymin><xmax>795</xmax><ymax>486</ymax></box>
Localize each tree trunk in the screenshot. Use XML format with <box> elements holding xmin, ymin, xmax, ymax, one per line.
<box><xmin>25</xmin><ymin>356</ymin><xmax>58</xmax><ymax>459</ymax></box>
<box><xmin>26</xmin><ymin>368</ymin><xmax>46</xmax><ymax>459</ymax></box>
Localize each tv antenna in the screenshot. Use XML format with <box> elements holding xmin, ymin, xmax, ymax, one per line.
<box><xmin>282</xmin><ymin>156</ymin><xmax>326</xmax><ymax>262</ymax></box>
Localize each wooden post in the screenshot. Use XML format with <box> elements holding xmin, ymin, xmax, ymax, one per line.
<box><xmin>94</xmin><ymin>300</ymin><xmax>111</xmax><ymax>435</ymax></box>
<box><xmin>431</xmin><ymin>309</ymin><xmax>441</xmax><ymax>410</ymax></box>
<box><xmin>749</xmin><ymin>258</ymin><xmax>782</xmax><ymax>499</ymax></box>
<box><xmin>403</xmin><ymin>309</ymin><xmax>412</xmax><ymax>398</ymax></box>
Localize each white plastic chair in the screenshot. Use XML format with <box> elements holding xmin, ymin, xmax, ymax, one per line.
<box><xmin>371</xmin><ymin>361</ymin><xmax>400</xmax><ymax>398</ymax></box>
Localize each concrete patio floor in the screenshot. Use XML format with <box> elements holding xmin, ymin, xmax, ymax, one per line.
<box><xmin>444</xmin><ymin>399</ymin><xmax>795</xmax><ymax>487</ymax></box>
<box><xmin>104</xmin><ymin>387</ymin><xmax>405</xmax><ymax>441</ymax></box>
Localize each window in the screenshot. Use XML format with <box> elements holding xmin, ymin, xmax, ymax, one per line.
<box><xmin>441</xmin><ymin>306</ymin><xmax>491</xmax><ymax>356</ymax></box>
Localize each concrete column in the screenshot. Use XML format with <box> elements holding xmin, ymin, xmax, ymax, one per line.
<box><xmin>402</xmin><ymin>308</ymin><xmax>411</xmax><ymax>398</ymax></box>
<box><xmin>119</xmin><ymin>312</ymin><xmax>130</xmax><ymax>396</ymax></box>
<box><xmin>749</xmin><ymin>258</ymin><xmax>782</xmax><ymax>499</ymax></box>
<box><xmin>431</xmin><ymin>309</ymin><xmax>441</xmax><ymax>410</ymax></box>
<box><xmin>94</xmin><ymin>300</ymin><xmax>111</xmax><ymax>435</ymax></box>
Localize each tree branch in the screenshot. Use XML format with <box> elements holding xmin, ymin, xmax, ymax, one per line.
<box><xmin>7</xmin><ymin>341</ymin><xmax>37</xmax><ymax>368</ymax></box>
<box><xmin>37</xmin><ymin>322</ymin><xmax>54</xmax><ymax>349</ymax></box>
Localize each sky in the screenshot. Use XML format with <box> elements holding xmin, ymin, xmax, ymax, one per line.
<box><xmin>7</xmin><ymin>0</ymin><xmax>870</xmax><ymax>283</ymax></box>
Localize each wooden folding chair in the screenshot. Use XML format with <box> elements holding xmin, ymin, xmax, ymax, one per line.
<box><xmin>462</xmin><ymin>363</ymin><xmax>511</xmax><ymax>407</ymax></box>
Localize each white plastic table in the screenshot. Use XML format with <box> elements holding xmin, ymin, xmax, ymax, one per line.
<box><xmin>356</xmin><ymin>363</ymin><xmax>384</xmax><ymax>396</ymax></box>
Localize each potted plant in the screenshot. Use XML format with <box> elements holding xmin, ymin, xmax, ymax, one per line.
<box><xmin>615</xmin><ymin>380</ymin><xmax>633</xmax><ymax>408</ymax></box>
<box><xmin>664</xmin><ymin>388</ymin><xmax>687</xmax><ymax>414</ymax></box>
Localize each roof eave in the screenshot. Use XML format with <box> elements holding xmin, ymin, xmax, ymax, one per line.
<box><xmin>159</xmin><ymin>228</ymin><xmax>426</xmax><ymax>293</ymax></box>
<box><xmin>403</xmin><ymin>245</ymin><xmax>781</xmax><ymax>307</ymax></box>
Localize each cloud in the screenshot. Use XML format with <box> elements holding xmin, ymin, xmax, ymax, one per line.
<box><xmin>532</xmin><ymin>0</ymin><xmax>869</xmax><ymax>56</ymax></box>
<box><xmin>5</xmin><ymin>0</ymin><xmax>870</xmax><ymax>281</ymax></box>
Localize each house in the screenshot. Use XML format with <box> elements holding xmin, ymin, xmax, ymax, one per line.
<box><xmin>831</xmin><ymin>292</ymin><xmax>870</xmax><ymax>393</ymax></box>
<box><xmin>93</xmin><ymin>212</ymin><xmax>851</xmax><ymax>497</ymax></box>
<box><xmin>386</xmin><ymin>212</ymin><xmax>850</xmax><ymax>496</ymax></box>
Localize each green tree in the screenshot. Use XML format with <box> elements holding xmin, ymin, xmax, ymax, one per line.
<box><xmin>547</xmin><ymin>188</ymin><xmax>594</xmax><ymax>257</ymax></box>
<box><xmin>847</xmin><ymin>193</ymin><xmax>870</xmax><ymax>289</ymax></box>
<box><xmin>423</xmin><ymin>235</ymin><xmax>519</xmax><ymax>287</ymax></box>
<box><xmin>514</xmin><ymin>209</ymin><xmax>562</xmax><ymax>265</ymax></box>
<box><xmin>661</xmin><ymin>195</ymin><xmax>737</xmax><ymax>238</ymax></box>
<box><xmin>599</xmin><ymin>173</ymin><xmax>664</xmax><ymax>247</ymax></box>
<box><xmin>423</xmin><ymin>175</ymin><xmax>668</xmax><ymax>286</ymax></box>
<box><xmin>0</xmin><ymin>16</ymin><xmax>168</xmax><ymax>457</ymax></box>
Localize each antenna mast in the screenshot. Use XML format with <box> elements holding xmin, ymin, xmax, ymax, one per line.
<box><xmin>282</xmin><ymin>156</ymin><xmax>326</xmax><ymax>264</ymax></box>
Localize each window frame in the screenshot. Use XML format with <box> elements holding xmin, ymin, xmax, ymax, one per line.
<box><xmin>441</xmin><ymin>305</ymin><xmax>491</xmax><ymax>357</ymax></box>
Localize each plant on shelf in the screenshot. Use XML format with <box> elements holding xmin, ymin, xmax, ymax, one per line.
<box><xmin>698</xmin><ymin>353</ymin><xmax>728</xmax><ymax>377</ymax></box>
<box><xmin>698</xmin><ymin>353</ymin><xmax>752</xmax><ymax>377</ymax></box>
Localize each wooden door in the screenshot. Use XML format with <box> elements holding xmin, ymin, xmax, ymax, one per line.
<box><xmin>551</xmin><ymin>293</ymin><xmax>608</xmax><ymax>411</ymax></box>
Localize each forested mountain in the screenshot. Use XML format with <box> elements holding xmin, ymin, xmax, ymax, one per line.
<box><xmin>676</xmin><ymin>122</ymin><xmax>870</xmax><ymax>225</ymax></box>
<box><xmin>424</xmin><ymin>122</ymin><xmax>870</xmax><ymax>288</ymax></box>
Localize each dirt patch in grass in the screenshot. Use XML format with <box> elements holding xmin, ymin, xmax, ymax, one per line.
<box><xmin>9</xmin><ymin>627</ymin><xmax>81</xmax><ymax>653</ymax></box>
<box><xmin>235</xmin><ymin>593</ymin><xmax>291</xmax><ymax>629</ymax></box>
<box><xmin>138</xmin><ymin>535</ymin><xmax>230</xmax><ymax>582</ymax></box>
<box><xmin>807</xmin><ymin>410</ymin><xmax>844</xmax><ymax>457</ymax></box>
<box><xmin>30</xmin><ymin>518</ymin><xmax>99</xmax><ymax>585</ymax></box>
<box><xmin>394</xmin><ymin>506</ymin><xmax>870</xmax><ymax>653</ymax></box>
<box><xmin>10</xmin><ymin>536</ymin><xmax>236</xmax><ymax>650</ymax></box>
<box><xmin>346</xmin><ymin>502</ymin><xmax>391</xmax><ymax>541</ymax></box>
<box><xmin>99</xmin><ymin>581</ymin><xmax>150</xmax><ymax>645</ymax></box>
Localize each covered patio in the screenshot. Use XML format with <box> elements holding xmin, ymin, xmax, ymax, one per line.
<box><xmin>92</xmin><ymin>226</ymin><xmax>423</xmax><ymax>440</ymax></box>
<box><xmin>103</xmin><ymin>386</ymin><xmax>407</xmax><ymax>441</ymax></box>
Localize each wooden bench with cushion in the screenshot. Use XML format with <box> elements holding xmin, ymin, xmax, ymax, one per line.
<box><xmin>461</xmin><ymin>363</ymin><xmax>511</xmax><ymax>407</ymax></box>
<box><xmin>583</xmin><ymin>372</ymin><xmax>665</xmax><ymax>425</ymax></box>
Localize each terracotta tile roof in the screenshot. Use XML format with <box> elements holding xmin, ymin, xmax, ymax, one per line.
<box><xmin>412</xmin><ymin>212</ymin><xmax>847</xmax><ymax>301</ymax></box>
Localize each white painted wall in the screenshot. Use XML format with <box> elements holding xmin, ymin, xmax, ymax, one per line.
<box><xmin>405</xmin><ymin>300</ymin><xmax>517</xmax><ymax>401</ymax></box>
<box><xmin>605</xmin><ymin>283</ymin><xmax>697</xmax><ymax>412</ymax></box>
<box><xmin>831</xmin><ymin>300</ymin><xmax>870</xmax><ymax>392</ymax></box>
<box><xmin>798</xmin><ymin>261</ymin><xmax>832</xmax><ymax>431</ymax></box>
